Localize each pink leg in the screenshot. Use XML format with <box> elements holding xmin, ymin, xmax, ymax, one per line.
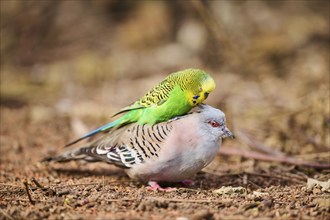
<box><xmin>181</xmin><ymin>179</ymin><xmax>195</xmax><ymax>186</ymax></box>
<box><xmin>146</xmin><ymin>181</ymin><xmax>177</xmax><ymax>192</ymax></box>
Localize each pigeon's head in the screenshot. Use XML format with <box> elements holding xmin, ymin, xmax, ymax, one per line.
<box><xmin>195</xmin><ymin>104</ymin><xmax>235</xmax><ymax>140</ymax></box>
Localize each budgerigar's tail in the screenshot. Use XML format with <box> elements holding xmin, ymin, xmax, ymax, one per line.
<box><xmin>64</xmin><ymin>115</ymin><xmax>131</xmax><ymax>147</ymax></box>
<box><xmin>64</xmin><ymin>121</ymin><xmax>116</xmax><ymax>147</ymax></box>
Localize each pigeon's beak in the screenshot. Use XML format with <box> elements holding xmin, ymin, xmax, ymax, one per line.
<box><xmin>224</xmin><ymin>127</ymin><xmax>235</xmax><ymax>139</ymax></box>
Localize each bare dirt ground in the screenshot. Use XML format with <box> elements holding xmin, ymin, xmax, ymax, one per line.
<box><xmin>0</xmin><ymin>107</ymin><xmax>329</xmax><ymax>220</ymax></box>
<box><xmin>1</xmin><ymin>1</ymin><xmax>330</xmax><ymax>219</ymax></box>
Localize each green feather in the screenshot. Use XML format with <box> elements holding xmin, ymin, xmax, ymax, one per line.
<box><xmin>65</xmin><ymin>68</ymin><xmax>215</xmax><ymax>147</ymax></box>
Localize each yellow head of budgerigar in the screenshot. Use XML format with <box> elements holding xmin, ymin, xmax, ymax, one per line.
<box><xmin>188</xmin><ymin>74</ymin><xmax>216</xmax><ymax>106</ymax></box>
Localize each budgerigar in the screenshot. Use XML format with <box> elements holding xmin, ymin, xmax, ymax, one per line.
<box><xmin>47</xmin><ymin>104</ymin><xmax>234</xmax><ymax>191</ymax></box>
<box><xmin>66</xmin><ymin>68</ymin><xmax>215</xmax><ymax>146</ymax></box>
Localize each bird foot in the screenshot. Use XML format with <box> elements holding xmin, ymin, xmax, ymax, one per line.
<box><xmin>147</xmin><ymin>181</ymin><xmax>177</xmax><ymax>192</ymax></box>
<box><xmin>181</xmin><ymin>179</ymin><xmax>195</xmax><ymax>186</ymax></box>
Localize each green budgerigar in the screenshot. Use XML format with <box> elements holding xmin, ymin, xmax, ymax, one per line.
<box><xmin>66</xmin><ymin>68</ymin><xmax>215</xmax><ymax>146</ymax></box>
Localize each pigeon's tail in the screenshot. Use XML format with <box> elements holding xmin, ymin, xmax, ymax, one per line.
<box><xmin>42</xmin><ymin>146</ymin><xmax>100</xmax><ymax>163</ymax></box>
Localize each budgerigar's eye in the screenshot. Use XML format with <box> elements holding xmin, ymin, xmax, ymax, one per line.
<box><xmin>208</xmin><ymin>120</ymin><xmax>220</xmax><ymax>127</ymax></box>
<box><xmin>204</xmin><ymin>92</ymin><xmax>209</xmax><ymax>99</ymax></box>
<box><xmin>193</xmin><ymin>95</ymin><xmax>200</xmax><ymax>100</ymax></box>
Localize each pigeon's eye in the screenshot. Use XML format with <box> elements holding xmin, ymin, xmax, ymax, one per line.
<box><xmin>208</xmin><ymin>120</ymin><xmax>220</xmax><ymax>127</ymax></box>
<box><xmin>204</xmin><ymin>92</ymin><xmax>209</xmax><ymax>99</ymax></box>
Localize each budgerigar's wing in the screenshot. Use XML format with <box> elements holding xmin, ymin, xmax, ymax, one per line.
<box><xmin>56</xmin><ymin>121</ymin><xmax>174</xmax><ymax>168</ymax></box>
<box><xmin>112</xmin><ymin>78</ymin><xmax>175</xmax><ymax>117</ymax></box>
<box><xmin>111</xmin><ymin>104</ymin><xmax>145</xmax><ymax>117</ymax></box>
<box><xmin>65</xmin><ymin>79</ymin><xmax>175</xmax><ymax>147</ymax></box>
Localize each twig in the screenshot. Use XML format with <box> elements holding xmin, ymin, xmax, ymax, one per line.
<box><xmin>145</xmin><ymin>196</ymin><xmax>223</xmax><ymax>204</ymax></box>
<box><xmin>105</xmin><ymin>198</ymin><xmax>136</xmax><ymax>202</ymax></box>
<box><xmin>245</xmin><ymin>171</ymin><xmax>305</xmax><ymax>184</ymax></box>
<box><xmin>219</xmin><ymin>147</ymin><xmax>330</xmax><ymax>169</ymax></box>
<box><xmin>52</xmin><ymin>182</ymin><xmax>101</xmax><ymax>188</ymax></box>
<box><xmin>203</xmin><ymin>170</ymin><xmax>305</xmax><ymax>184</ymax></box>
<box><xmin>201</xmin><ymin>170</ymin><xmax>250</xmax><ymax>179</ymax></box>
<box><xmin>0</xmin><ymin>189</ymin><xmax>25</xmax><ymax>193</ymax></box>
<box><xmin>30</xmin><ymin>177</ymin><xmax>56</xmax><ymax>196</ymax></box>
<box><xmin>295</xmin><ymin>151</ymin><xmax>330</xmax><ymax>160</ymax></box>
<box><xmin>57</xmin><ymin>190</ymin><xmax>70</xmax><ymax>197</ymax></box>
<box><xmin>102</xmin><ymin>175</ymin><xmax>105</xmax><ymax>192</ymax></box>
<box><xmin>105</xmin><ymin>197</ymin><xmax>224</xmax><ymax>204</ymax></box>
<box><xmin>0</xmin><ymin>183</ymin><xmax>22</xmax><ymax>188</ymax></box>
<box><xmin>0</xmin><ymin>209</ymin><xmax>14</xmax><ymax>220</ymax></box>
<box><xmin>2</xmin><ymin>198</ymin><xmax>44</xmax><ymax>202</ymax></box>
<box><xmin>51</xmin><ymin>180</ymin><xmax>129</xmax><ymax>188</ymax></box>
<box><xmin>177</xmin><ymin>188</ymin><xmax>201</xmax><ymax>192</ymax></box>
<box><xmin>235</xmin><ymin>128</ymin><xmax>285</xmax><ymax>157</ymax></box>
<box><xmin>31</xmin><ymin>178</ymin><xmax>46</xmax><ymax>190</ymax></box>
<box><xmin>247</xmin><ymin>180</ymin><xmax>262</xmax><ymax>189</ymax></box>
<box><xmin>244</xmin><ymin>202</ymin><xmax>261</xmax><ymax>211</ymax></box>
<box><xmin>23</xmin><ymin>181</ymin><xmax>35</xmax><ymax>205</ymax></box>
<box><xmin>272</xmin><ymin>170</ymin><xmax>307</xmax><ymax>181</ymax></box>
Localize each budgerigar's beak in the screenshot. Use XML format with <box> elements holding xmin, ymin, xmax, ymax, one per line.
<box><xmin>224</xmin><ymin>127</ymin><xmax>235</xmax><ymax>139</ymax></box>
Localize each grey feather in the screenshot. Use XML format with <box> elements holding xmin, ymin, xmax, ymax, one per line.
<box><xmin>47</xmin><ymin>104</ymin><xmax>234</xmax><ymax>183</ymax></box>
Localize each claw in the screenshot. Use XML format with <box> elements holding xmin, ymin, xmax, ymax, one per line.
<box><xmin>181</xmin><ymin>179</ymin><xmax>195</xmax><ymax>186</ymax></box>
<box><xmin>147</xmin><ymin>181</ymin><xmax>177</xmax><ymax>192</ymax></box>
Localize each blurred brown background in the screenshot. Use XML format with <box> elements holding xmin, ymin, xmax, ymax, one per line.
<box><xmin>0</xmin><ymin>1</ymin><xmax>329</xmax><ymax>219</ymax></box>
<box><xmin>1</xmin><ymin>0</ymin><xmax>329</xmax><ymax>156</ymax></box>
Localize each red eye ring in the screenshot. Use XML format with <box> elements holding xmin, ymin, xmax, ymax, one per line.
<box><xmin>208</xmin><ymin>120</ymin><xmax>220</xmax><ymax>127</ymax></box>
